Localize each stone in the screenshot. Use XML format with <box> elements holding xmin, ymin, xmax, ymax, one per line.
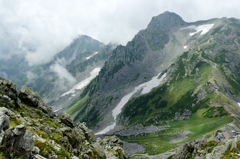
<box><xmin>19</xmin><ymin>86</ymin><xmax>42</xmax><ymax>107</ymax></box>
<box><xmin>19</xmin><ymin>86</ymin><xmax>55</xmax><ymax>117</ymax></box>
<box><xmin>32</xmin><ymin>146</ymin><xmax>40</xmax><ymax>154</ymax></box>
<box><xmin>48</xmin><ymin>152</ymin><xmax>58</xmax><ymax>159</ymax></box>
<box><xmin>0</xmin><ymin>76</ymin><xmax>18</xmax><ymax>103</ymax></box>
<box><xmin>76</xmin><ymin>122</ymin><xmax>94</xmax><ymax>140</ymax></box>
<box><xmin>34</xmin><ymin>154</ymin><xmax>47</xmax><ymax>159</ymax></box>
<box><xmin>0</xmin><ymin>111</ymin><xmax>10</xmax><ymax>131</ymax></box>
<box><xmin>92</xmin><ymin>142</ymin><xmax>106</xmax><ymax>158</ymax></box>
<box><xmin>58</xmin><ymin>112</ymin><xmax>74</xmax><ymax>128</ymax></box>
<box><xmin>21</xmin><ymin>131</ymin><xmax>36</xmax><ymax>151</ymax></box>
<box><xmin>13</xmin><ymin>124</ymin><xmax>26</xmax><ymax>135</ymax></box>
<box><xmin>0</xmin><ymin>130</ymin><xmax>4</xmax><ymax>145</ymax></box>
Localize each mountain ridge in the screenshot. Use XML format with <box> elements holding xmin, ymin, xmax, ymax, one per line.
<box><xmin>67</xmin><ymin>12</ymin><xmax>240</xmax><ymax>157</ymax></box>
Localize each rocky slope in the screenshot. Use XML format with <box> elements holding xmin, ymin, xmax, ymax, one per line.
<box><xmin>0</xmin><ymin>76</ymin><xmax>128</xmax><ymax>159</ymax></box>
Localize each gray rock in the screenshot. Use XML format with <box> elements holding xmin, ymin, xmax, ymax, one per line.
<box><xmin>19</xmin><ymin>86</ymin><xmax>41</xmax><ymax>107</ymax></box>
<box><xmin>0</xmin><ymin>130</ymin><xmax>4</xmax><ymax>145</ymax></box>
<box><xmin>1</xmin><ymin>124</ymin><xmax>36</xmax><ymax>158</ymax></box>
<box><xmin>12</xmin><ymin>124</ymin><xmax>26</xmax><ymax>135</ymax></box>
<box><xmin>92</xmin><ymin>142</ymin><xmax>106</xmax><ymax>158</ymax></box>
<box><xmin>197</xmin><ymin>89</ymin><xmax>207</xmax><ymax>102</ymax></box>
<box><xmin>32</xmin><ymin>146</ymin><xmax>40</xmax><ymax>154</ymax></box>
<box><xmin>21</xmin><ymin>131</ymin><xmax>36</xmax><ymax>151</ymax></box>
<box><xmin>58</xmin><ymin>111</ymin><xmax>75</xmax><ymax>128</ymax></box>
<box><xmin>76</xmin><ymin>122</ymin><xmax>94</xmax><ymax>140</ymax></box>
<box><xmin>48</xmin><ymin>151</ymin><xmax>58</xmax><ymax>159</ymax></box>
<box><xmin>0</xmin><ymin>111</ymin><xmax>10</xmax><ymax>131</ymax></box>
<box><xmin>34</xmin><ymin>154</ymin><xmax>47</xmax><ymax>159</ymax></box>
<box><xmin>19</xmin><ymin>85</ymin><xmax>55</xmax><ymax>117</ymax></box>
<box><xmin>0</xmin><ymin>76</ymin><xmax>18</xmax><ymax>103</ymax></box>
<box><xmin>174</xmin><ymin>109</ymin><xmax>192</xmax><ymax>121</ymax></box>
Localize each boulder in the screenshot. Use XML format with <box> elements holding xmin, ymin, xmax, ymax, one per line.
<box><xmin>0</xmin><ymin>76</ymin><xmax>18</xmax><ymax>103</ymax></box>
<box><xmin>58</xmin><ymin>112</ymin><xmax>74</xmax><ymax>128</ymax></box>
<box><xmin>0</xmin><ymin>110</ymin><xmax>10</xmax><ymax>131</ymax></box>
<box><xmin>76</xmin><ymin>122</ymin><xmax>94</xmax><ymax>141</ymax></box>
<box><xmin>19</xmin><ymin>86</ymin><xmax>42</xmax><ymax>107</ymax></box>
<box><xmin>92</xmin><ymin>142</ymin><xmax>106</xmax><ymax>158</ymax></box>
<box><xmin>19</xmin><ymin>86</ymin><xmax>55</xmax><ymax>117</ymax></box>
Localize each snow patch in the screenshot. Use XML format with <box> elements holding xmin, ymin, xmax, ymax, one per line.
<box><xmin>181</xmin><ymin>24</ymin><xmax>214</xmax><ymax>36</ymax></box>
<box><xmin>95</xmin><ymin>73</ymin><xmax>166</xmax><ymax>135</ymax></box>
<box><xmin>86</xmin><ymin>52</ymin><xmax>99</xmax><ymax>60</ymax></box>
<box><xmin>61</xmin><ymin>67</ymin><xmax>101</xmax><ymax>97</ymax></box>
<box><xmin>53</xmin><ymin>108</ymin><xmax>62</xmax><ymax>113</ymax></box>
<box><xmin>238</xmin><ymin>103</ymin><xmax>240</xmax><ymax>107</ymax></box>
<box><xmin>184</xmin><ymin>45</ymin><xmax>187</xmax><ymax>49</ymax></box>
<box><xmin>140</xmin><ymin>73</ymin><xmax>166</xmax><ymax>94</ymax></box>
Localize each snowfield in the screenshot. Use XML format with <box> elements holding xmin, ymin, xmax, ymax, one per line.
<box><xmin>86</xmin><ymin>52</ymin><xmax>99</xmax><ymax>60</ymax></box>
<box><xmin>95</xmin><ymin>73</ymin><xmax>166</xmax><ymax>135</ymax></box>
<box><xmin>181</xmin><ymin>24</ymin><xmax>214</xmax><ymax>36</ymax></box>
<box><xmin>238</xmin><ymin>103</ymin><xmax>240</xmax><ymax>107</ymax></box>
<box><xmin>61</xmin><ymin>67</ymin><xmax>101</xmax><ymax>97</ymax></box>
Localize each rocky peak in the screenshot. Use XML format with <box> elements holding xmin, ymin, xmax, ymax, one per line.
<box><xmin>146</xmin><ymin>11</ymin><xmax>186</xmax><ymax>31</ymax></box>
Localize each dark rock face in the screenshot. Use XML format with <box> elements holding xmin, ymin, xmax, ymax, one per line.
<box><xmin>0</xmin><ymin>76</ymin><xmax>19</xmax><ymax>108</ymax></box>
<box><xmin>0</xmin><ymin>76</ymin><xmax>129</xmax><ymax>159</ymax></box>
<box><xmin>19</xmin><ymin>85</ymin><xmax>55</xmax><ymax>117</ymax></box>
<box><xmin>19</xmin><ymin>86</ymin><xmax>42</xmax><ymax>107</ymax></box>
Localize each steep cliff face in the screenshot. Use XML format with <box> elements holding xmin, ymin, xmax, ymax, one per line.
<box><xmin>0</xmin><ymin>76</ymin><xmax>128</xmax><ymax>159</ymax></box>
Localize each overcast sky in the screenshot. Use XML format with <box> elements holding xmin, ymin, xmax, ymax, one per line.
<box><xmin>1</xmin><ymin>0</ymin><xmax>240</xmax><ymax>66</ymax></box>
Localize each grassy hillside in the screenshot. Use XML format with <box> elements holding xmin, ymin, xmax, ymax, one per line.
<box><xmin>119</xmin><ymin>44</ymin><xmax>240</xmax><ymax>156</ymax></box>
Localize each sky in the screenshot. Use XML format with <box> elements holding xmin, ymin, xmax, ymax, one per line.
<box><xmin>1</xmin><ymin>0</ymin><xmax>240</xmax><ymax>66</ymax></box>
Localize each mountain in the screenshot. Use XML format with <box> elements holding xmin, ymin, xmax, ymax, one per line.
<box><xmin>73</xmin><ymin>11</ymin><xmax>188</xmax><ymax>128</ymax></box>
<box><xmin>0</xmin><ymin>76</ymin><xmax>129</xmax><ymax>159</ymax></box>
<box><xmin>71</xmin><ymin>12</ymin><xmax>240</xmax><ymax>157</ymax></box>
<box><xmin>8</xmin><ymin>35</ymin><xmax>115</xmax><ymax>112</ymax></box>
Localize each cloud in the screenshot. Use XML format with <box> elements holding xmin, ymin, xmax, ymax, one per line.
<box><xmin>50</xmin><ymin>58</ymin><xmax>77</xmax><ymax>91</ymax></box>
<box><xmin>1</xmin><ymin>0</ymin><xmax>240</xmax><ymax>66</ymax></box>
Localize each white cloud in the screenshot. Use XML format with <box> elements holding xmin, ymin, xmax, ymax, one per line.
<box><xmin>50</xmin><ymin>58</ymin><xmax>77</xmax><ymax>91</ymax></box>
<box><xmin>1</xmin><ymin>0</ymin><xmax>240</xmax><ymax>65</ymax></box>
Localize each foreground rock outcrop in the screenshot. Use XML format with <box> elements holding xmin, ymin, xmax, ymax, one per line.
<box><xmin>0</xmin><ymin>76</ymin><xmax>128</xmax><ymax>159</ymax></box>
